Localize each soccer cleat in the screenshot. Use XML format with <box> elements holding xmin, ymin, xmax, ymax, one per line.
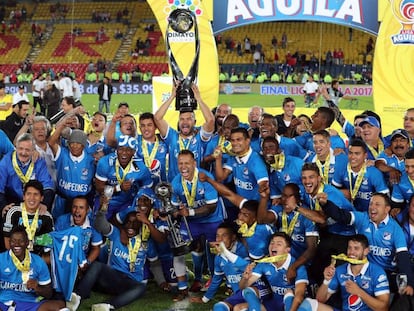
<box><xmin>200</xmin><ymin>278</ymin><xmax>212</xmax><ymax>292</ymax></box>
<box><xmin>91</xmin><ymin>303</ymin><xmax>113</xmax><ymax>311</ymax></box>
<box><xmin>189</xmin><ymin>280</ymin><xmax>203</xmax><ymax>292</ymax></box>
<box><xmin>172</xmin><ymin>288</ymin><xmax>189</xmax><ymax>302</ymax></box>
<box><xmin>66</xmin><ymin>292</ymin><xmax>81</xmax><ymax>311</ymax></box>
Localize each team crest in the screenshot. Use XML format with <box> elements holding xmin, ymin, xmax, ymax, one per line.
<box><xmin>383</xmin><ymin>232</ymin><xmax>392</xmax><ymax>241</ymax></box>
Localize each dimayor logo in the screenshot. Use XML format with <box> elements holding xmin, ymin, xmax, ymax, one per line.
<box><xmin>164</xmin><ymin>0</ymin><xmax>203</xmax><ymax>17</ymax></box>
<box><xmin>391</xmin><ymin>0</ymin><xmax>414</xmax><ymax>44</ymax></box>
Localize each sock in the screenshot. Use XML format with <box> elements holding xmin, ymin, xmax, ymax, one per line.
<box><xmin>242</xmin><ymin>287</ymin><xmax>261</xmax><ymax>311</ymax></box>
<box><xmin>283</xmin><ymin>291</ymin><xmax>294</xmax><ymax>311</ymax></box>
<box><xmin>213</xmin><ymin>302</ymin><xmax>230</xmax><ymax>311</ymax></box>
<box><xmin>191</xmin><ymin>251</ymin><xmax>204</xmax><ymax>281</ymax></box>
<box><xmin>298</xmin><ymin>298</ymin><xmax>318</xmax><ymax>311</ymax></box>
<box><xmin>150</xmin><ymin>259</ymin><xmax>166</xmax><ymax>285</ymax></box>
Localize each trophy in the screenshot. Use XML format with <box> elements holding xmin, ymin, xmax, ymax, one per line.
<box><xmin>166</xmin><ymin>8</ymin><xmax>200</xmax><ymax>112</ymax></box>
<box><xmin>155</xmin><ymin>182</ymin><xmax>193</xmax><ymax>256</ymax></box>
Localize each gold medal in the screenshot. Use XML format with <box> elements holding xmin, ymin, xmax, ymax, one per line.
<box><xmin>129</xmin><ymin>262</ymin><xmax>135</xmax><ymax>273</ymax></box>
<box><xmin>28</xmin><ymin>240</ymin><xmax>34</xmax><ymax>252</ymax></box>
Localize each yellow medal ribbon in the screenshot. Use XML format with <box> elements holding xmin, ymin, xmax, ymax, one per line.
<box><xmin>270</xmin><ymin>153</ymin><xmax>285</xmax><ymax>170</ymax></box>
<box><xmin>331</xmin><ymin>253</ymin><xmax>368</xmax><ymax>265</ymax></box>
<box><xmin>142</xmin><ymin>137</ymin><xmax>159</xmax><ymax>168</ymax></box>
<box><xmin>238</xmin><ymin>222</ymin><xmax>257</xmax><ymax>238</ymax></box>
<box><xmin>12</xmin><ymin>151</ymin><xmax>34</xmax><ymax>184</ymax></box>
<box><xmin>255</xmin><ymin>253</ymin><xmax>288</xmax><ymax>263</ymax></box>
<box><xmin>366</xmin><ymin>139</ymin><xmax>384</xmax><ymax>159</ymax></box>
<box><xmin>281</xmin><ymin>211</ymin><xmax>300</xmax><ymax>236</ymax></box>
<box><xmin>115</xmin><ymin>159</ymin><xmax>132</xmax><ymax>185</ymax></box>
<box><xmin>21</xmin><ymin>204</ymin><xmax>39</xmax><ymax>250</ymax></box>
<box><xmin>315</xmin><ymin>154</ymin><xmax>330</xmax><ymax>184</ymax></box>
<box><xmin>178</xmin><ymin>135</ymin><xmax>192</xmax><ymax>151</ymax></box>
<box><xmin>10</xmin><ymin>249</ymin><xmax>31</xmax><ymax>283</ymax></box>
<box><xmin>128</xmin><ymin>235</ymin><xmax>141</xmax><ymax>272</ymax></box>
<box><xmin>312</xmin><ymin>184</ymin><xmax>325</xmax><ymax>211</ymax></box>
<box><xmin>409</xmin><ymin>177</ymin><xmax>414</xmax><ymax>193</ymax></box>
<box><xmin>347</xmin><ymin>164</ymin><xmax>367</xmax><ymax>201</ymax></box>
<box><xmin>182</xmin><ymin>169</ymin><xmax>198</xmax><ymax>208</ymax></box>
<box><xmin>141</xmin><ymin>210</ymin><xmax>153</xmax><ymax>241</ymax></box>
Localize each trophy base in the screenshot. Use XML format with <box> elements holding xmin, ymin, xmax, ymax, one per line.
<box><xmin>171</xmin><ymin>243</ymin><xmax>192</xmax><ymax>256</ymax></box>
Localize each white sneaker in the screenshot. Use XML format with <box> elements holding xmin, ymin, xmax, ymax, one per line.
<box><xmin>91</xmin><ymin>303</ymin><xmax>113</xmax><ymax>311</ymax></box>
<box><xmin>66</xmin><ymin>292</ymin><xmax>81</xmax><ymax>311</ymax></box>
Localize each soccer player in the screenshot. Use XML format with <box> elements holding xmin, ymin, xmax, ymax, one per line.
<box><xmin>359</xmin><ymin>116</ymin><xmax>385</xmax><ymax>160</ymax></box>
<box><xmin>392</xmin><ymin>149</ymin><xmax>414</xmax><ymax>213</ymax></box>
<box><xmin>315</xmin><ymin>234</ymin><xmax>390</xmax><ymax>311</ymax></box>
<box><xmin>154</xmin><ymin>83</ymin><xmax>215</xmax><ymax>181</ymax></box>
<box><xmin>320</xmin><ymin>192</ymin><xmax>414</xmax><ymax>295</ymax></box>
<box><xmin>215</xmin><ymin>127</ymin><xmax>269</xmax><ymax>201</ymax></box>
<box><xmin>307</xmin><ymin>129</ymin><xmax>348</xmax><ymax>184</ymax></box>
<box><xmin>95</xmin><ymin>135</ymin><xmax>152</xmax><ymax>219</ymax></box>
<box><xmin>238</xmin><ymin>232</ymin><xmax>310</xmax><ymax>311</ymax></box>
<box><xmin>48</xmin><ymin>119</ymin><xmax>96</xmax><ymax>219</ymax></box>
<box><xmin>332</xmin><ymin>139</ymin><xmax>389</xmax><ymax>212</ymax></box>
<box><xmin>0</xmin><ymin>227</ymin><xmax>66</xmax><ymax>310</ymax></box>
<box><xmin>136</xmin><ymin>112</ymin><xmax>168</xmax><ymax>186</ymax></box>
<box><xmin>170</xmin><ymin>150</ymin><xmax>223</xmax><ymax>300</ymax></box>
<box><xmin>3</xmin><ymin>180</ymin><xmax>53</xmax><ymax>256</ymax></box>
<box><xmin>0</xmin><ymin>133</ymin><xmax>54</xmax><ymax>211</ymax></box>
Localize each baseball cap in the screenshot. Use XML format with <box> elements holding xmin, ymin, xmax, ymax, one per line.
<box><xmin>68</xmin><ymin>129</ymin><xmax>87</xmax><ymax>146</ymax></box>
<box><xmin>136</xmin><ymin>187</ymin><xmax>156</xmax><ymax>203</ymax></box>
<box><xmin>358</xmin><ymin>116</ymin><xmax>380</xmax><ymax>128</ymax></box>
<box><xmin>391</xmin><ymin>129</ymin><xmax>409</xmax><ymax>141</ymax></box>
<box><xmin>118</xmin><ymin>135</ymin><xmax>137</xmax><ymax>149</ymax></box>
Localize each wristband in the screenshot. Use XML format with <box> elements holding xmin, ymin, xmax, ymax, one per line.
<box><xmin>323</xmin><ymin>279</ymin><xmax>331</xmax><ymax>286</ymax></box>
<box><xmin>188</xmin><ymin>209</ymin><xmax>195</xmax><ymax>216</ymax></box>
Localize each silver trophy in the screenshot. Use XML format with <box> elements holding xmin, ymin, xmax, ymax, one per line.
<box><xmin>166</xmin><ymin>8</ymin><xmax>200</xmax><ymax>112</ymax></box>
<box><xmin>101</xmin><ymin>185</ymin><xmax>114</xmax><ymax>213</ymax></box>
<box><xmin>155</xmin><ymin>182</ymin><xmax>193</xmax><ymax>256</ymax></box>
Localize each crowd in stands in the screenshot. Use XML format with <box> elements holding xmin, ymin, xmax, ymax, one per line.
<box><xmin>0</xmin><ymin>72</ymin><xmax>413</xmax><ymax>310</ymax></box>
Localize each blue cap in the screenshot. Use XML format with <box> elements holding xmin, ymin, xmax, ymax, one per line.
<box><xmin>359</xmin><ymin>116</ymin><xmax>380</xmax><ymax>128</ymax></box>
<box><xmin>118</xmin><ymin>135</ymin><xmax>137</xmax><ymax>149</ymax></box>
<box><xmin>391</xmin><ymin>129</ymin><xmax>409</xmax><ymax>141</ymax></box>
<box><xmin>136</xmin><ymin>187</ymin><xmax>156</xmax><ymax>203</ymax></box>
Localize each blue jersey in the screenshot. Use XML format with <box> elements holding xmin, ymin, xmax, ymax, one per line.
<box><xmin>295</xmin><ymin>131</ymin><xmax>346</xmax><ymax>154</ymax></box>
<box><xmin>136</xmin><ymin>134</ymin><xmax>168</xmax><ymax>186</ymax></box>
<box><xmin>391</xmin><ymin>174</ymin><xmax>414</xmax><ymax>207</ymax></box>
<box><xmin>302</xmin><ymin>184</ymin><xmax>355</xmax><ymax>236</ymax></box>
<box><xmin>85</xmin><ymin>136</ymin><xmax>113</xmax><ymax>157</ymax></box>
<box><xmin>204</xmin><ymin>241</ymin><xmax>249</xmax><ymax>300</ymax></box>
<box><xmin>163</xmin><ymin>126</ymin><xmax>209</xmax><ymax>181</ymax></box>
<box><xmin>0</xmin><ymin>151</ymin><xmax>54</xmax><ymax>202</ymax></box>
<box><xmin>252</xmin><ymin>254</ymin><xmax>308</xmax><ymax>307</ymax></box>
<box><xmin>332</xmin><ymin>165</ymin><xmax>389</xmax><ymax>212</ymax></box>
<box><xmin>251</xmin><ymin>136</ymin><xmax>308</xmax><ymax>160</ymax></box>
<box><xmin>0</xmin><ymin>250</ymin><xmax>51</xmax><ymax>303</ymax></box>
<box><xmin>55</xmin><ymin>213</ymin><xmax>103</xmax><ymax>257</ymax></box>
<box><xmin>50</xmin><ymin>226</ymin><xmax>87</xmax><ymax>301</ymax></box>
<box><xmin>106</xmin><ymin>225</ymin><xmax>157</xmax><ymax>283</ymax></box>
<box><xmin>224</xmin><ymin>149</ymin><xmax>269</xmax><ymax>201</ymax></box>
<box><xmin>268</xmin><ymin>154</ymin><xmax>304</xmax><ymax>199</ymax></box>
<box><xmin>96</xmin><ymin>153</ymin><xmax>153</xmax><ymax>216</ymax></box>
<box><xmin>0</xmin><ymin>129</ymin><xmax>14</xmax><ymax>160</ymax></box>
<box><xmin>243</xmin><ymin>223</ymin><xmax>274</xmax><ymax>259</ymax></box>
<box><xmin>270</xmin><ymin>206</ymin><xmax>318</xmax><ymax>259</ymax></box>
<box><xmin>351</xmin><ymin>212</ymin><xmax>408</xmax><ymax>271</ymax></box>
<box><xmin>396</xmin><ymin>211</ymin><xmax>414</xmax><ymax>257</ymax></box>
<box><xmin>54</xmin><ymin>146</ymin><xmax>95</xmax><ymax>198</ymax></box>
<box><xmin>307</xmin><ymin>150</ymin><xmax>348</xmax><ymax>185</ymax></box>
<box><xmin>328</xmin><ymin>262</ymin><xmax>389</xmax><ymax>311</ymax></box>
<box><xmin>171</xmin><ymin>169</ymin><xmax>223</xmax><ymax>224</ymax></box>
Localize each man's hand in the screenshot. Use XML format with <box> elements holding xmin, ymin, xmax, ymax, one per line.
<box><xmin>389</xmin><ymin>168</ymin><xmax>402</xmax><ymax>185</ymax></box>
<box><xmin>136</xmin><ymin>211</ymin><xmax>150</xmax><ymax>225</ymax></box>
<box><xmin>403</xmin><ymin>285</ymin><xmax>414</xmax><ymax>296</ymax></box>
<box><xmin>286</xmin><ymin>265</ymin><xmax>297</xmax><ymax>284</ymax></box>
<box><xmin>323</xmin><ymin>264</ymin><xmax>335</xmax><ymax>281</ymax></box>
<box><xmin>344</xmin><ymin>280</ymin><xmax>362</xmax><ymax>296</ymax></box>
<box><xmin>120</xmin><ymin>180</ymin><xmax>132</xmax><ymax>192</ymax></box>
<box><xmin>198</xmin><ymin>171</ymin><xmax>208</xmax><ymax>182</ymax></box>
<box><xmin>316</xmin><ymin>192</ymin><xmax>328</xmax><ymax>206</ymax></box>
<box><xmin>2</xmin><ymin>203</ymin><xmax>14</xmax><ymax>218</ymax></box>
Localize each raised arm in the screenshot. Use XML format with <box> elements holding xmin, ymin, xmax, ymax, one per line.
<box><xmin>192</xmin><ymin>84</ymin><xmax>214</xmax><ymax>135</ymax></box>
<box><xmin>154</xmin><ymin>84</ymin><xmax>177</xmax><ymax>137</ymax></box>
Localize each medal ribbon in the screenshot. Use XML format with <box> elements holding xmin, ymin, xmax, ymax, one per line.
<box><xmin>316</xmin><ymin>154</ymin><xmax>330</xmax><ymax>184</ymax></box>
<box><xmin>255</xmin><ymin>253</ymin><xmax>288</xmax><ymax>263</ymax></box>
<box><xmin>10</xmin><ymin>249</ymin><xmax>31</xmax><ymax>283</ymax></box>
<box><xmin>331</xmin><ymin>253</ymin><xmax>368</xmax><ymax>265</ymax></box>
<box><xmin>128</xmin><ymin>235</ymin><xmax>141</xmax><ymax>272</ymax></box>
<box><xmin>366</xmin><ymin>139</ymin><xmax>384</xmax><ymax>158</ymax></box>
<box><xmin>12</xmin><ymin>151</ymin><xmax>34</xmax><ymax>184</ymax></box>
<box><xmin>312</xmin><ymin>184</ymin><xmax>325</xmax><ymax>211</ymax></box>
<box><xmin>115</xmin><ymin>159</ymin><xmax>132</xmax><ymax>185</ymax></box>
<box><xmin>21</xmin><ymin>204</ymin><xmax>39</xmax><ymax>245</ymax></box>
<box><xmin>281</xmin><ymin>211</ymin><xmax>300</xmax><ymax>236</ymax></box>
<box><xmin>347</xmin><ymin>164</ymin><xmax>366</xmax><ymax>201</ymax></box>
<box><xmin>141</xmin><ymin>210</ymin><xmax>153</xmax><ymax>241</ymax></box>
<box><xmin>409</xmin><ymin>177</ymin><xmax>414</xmax><ymax>192</ymax></box>
<box><xmin>270</xmin><ymin>153</ymin><xmax>285</xmax><ymax>170</ymax></box>
<box><xmin>182</xmin><ymin>168</ymin><xmax>198</xmax><ymax>208</ymax></box>
<box><xmin>179</xmin><ymin>136</ymin><xmax>192</xmax><ymax>151</ymax></box>
<box><xmin>238</xmin><ymin>221</ymin><xmax>257</xmax><ymax>237</ymax></box>
<box><xmin>142</xmin><ymin>137</ymin><xmax>159</xmax><ymax>168</ymax></box>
